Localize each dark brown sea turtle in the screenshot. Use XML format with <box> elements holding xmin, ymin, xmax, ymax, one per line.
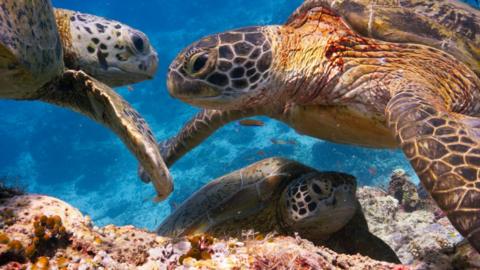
<box><xmin>158</xmin><ymin>157</ymin><xmax>400</xmax><ymax>263</ymax></box>
<box><xmin>0</xmin><ymin>0</ymin><xmax>172</xmax><ymax>200</ymax></box>
<box><xmin>140</xmin><ymin>0</ymin><xmax>480</xmax><ymax>248</ymax></box>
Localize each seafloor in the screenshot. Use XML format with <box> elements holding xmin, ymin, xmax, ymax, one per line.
<box><xmin>1</xmin><ymin>173</ymin><xmax>479</xmax><ymax>269</ymax></box>
<box><xmin>1</xmin><ymin>0</ymin><xmax>480</xmax><ymax>268</ymax></box>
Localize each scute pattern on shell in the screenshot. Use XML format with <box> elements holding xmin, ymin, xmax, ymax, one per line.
<box><xmin>399</xmin><ymin>0</ymin><xmax>480</xmax><ymax>41</ymax></box>
<box><xmin>157</xmin><ymin>158</ymin><xmax>302</xmax><ymax>237</ymax></box>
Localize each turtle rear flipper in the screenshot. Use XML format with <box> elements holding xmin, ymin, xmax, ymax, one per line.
<box><xmin>387</xmin><ymin>89</ymin><xmax>480</xmax><ymax>252</ymax></box>
<box><xmin>287</xmin><ymin>0</ymin><xmax>480</xmax><ymax>77</ymax></box>
<box><xmin>38</xmin><ymin>70</ymin><xmax>173</xmax><ymax>201</ymax></box>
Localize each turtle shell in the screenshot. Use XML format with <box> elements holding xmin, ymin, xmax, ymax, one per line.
<box><xmin>157</xmin><ymin>158</ymin><xmax>314</xmax><ymax>238</ymax></box>
<box><xmin>0</xmin><ymin>0</ymin><xmax>63</xmax><ymax>99</ymax></box>
<box><xmin>288</xmin><ymin>0</ymin><xmax>480</xmax><ymax>76</ymax></box>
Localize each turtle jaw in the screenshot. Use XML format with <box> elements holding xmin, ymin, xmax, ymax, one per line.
<box><xmin>167</xmin><ymin>72</ymin><xmax>221</xmax><ymax>99</ymax></box>
<box><xmin>91</xmin><ymin>50</ymin><xmax>159</xmax><ymax>87</ymax></box>
<box><xmin>166</xmin><ymin>73</ymin><xmax>263</xmax><ymax>110</ymax></box>
<box><xmin>166</xmin><ymin>64</ymin><xmax>274</xmax><ymax>111</ymax></box>
<box><xmin>89</xmin><ymin>60</ymin><xmax>157</xmax><ymax>87</ymax></box>
<box><xmin>166</xmin><ymin>68</ymin><xmax>236</xmax><ymax>109</ymax></box>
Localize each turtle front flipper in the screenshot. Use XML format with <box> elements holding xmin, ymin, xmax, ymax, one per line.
<box><xmin>386</xmin><ymin>90</ymin><xmax>480</xmax><ymax>252</ymax></box>
<box><xmin>138</xmin><ymin>109</ymin><xmax>257</xmax><ymax>182</ymax></box>
<box><xmin>37</xmin><ymin>70</ymin><xmax>173</xmax><ymax>201</ymax></box>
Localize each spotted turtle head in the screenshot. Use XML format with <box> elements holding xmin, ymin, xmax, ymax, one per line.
<box><xmin>64</xmin><ymin>10</ymin><xmax>158</xmax><ymax>86</ymax></box>
<box><xmin>167</xmin><ymin>27</ymin><xmax>275</xmax><ymax>110</ymax></box>
<box><xmin>279</xmin><ymin>172</ymin><xmax>357</xmax><ymax>241</ymax></box>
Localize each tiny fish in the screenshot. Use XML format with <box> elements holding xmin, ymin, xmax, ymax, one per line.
<box><xmin>368</xmin><ymin>166</ymin><xmax>377</xmax><ymax>176</ymax></box>
<box><xmin>239</xmin><ymin>119</ymin><xmax>265</xmax><ymax>127</ymax></box>
<box><xmin>271</xmin><ymin>139</ymin><xmax>288</xmax><ymax>145</ymax></box>
<box><xmin>127</xmin><ymin>85</ymin><xmax>135</xmax><ymax>92</ymax></box>
<box><xmin>271</xmin><ymin>138</ymin><xmax>298</xmax><ymax>145</ymax></box>
<box><xmin>257</xmin><ymin>150</ymin><xmax>266</xmax><ymax>156</ymax></box>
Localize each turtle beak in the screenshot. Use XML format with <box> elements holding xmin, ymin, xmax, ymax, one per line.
<box><xmin>145</xmin><ymin>52</ymin><xmax>159</xmax><ymax>79</ymax></box>
<box><xmin>167</xmin><ymin>69</ymin><xmax>221</xmax><ymax>100</ymax></box>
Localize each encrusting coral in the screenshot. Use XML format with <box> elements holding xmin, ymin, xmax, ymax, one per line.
<box><xmin>0</xmin><ymin>194</ymin><xmax>406</xmax><ymax>269</ymax></box>
<box><xmin>357</xmin><ymin>184</ymin><xmax>478</xmax><ymax>269</ymax></box>
<box><xmin>0</xmin><ymin>172</ymin><xmax>479</xmax><ymax>269</ymax></box>
<box><xmin>387</xmin><ymin>169</ymin><xmax>421</xmax><ymax>212</ymax></box>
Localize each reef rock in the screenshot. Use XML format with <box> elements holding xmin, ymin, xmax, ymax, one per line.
<box><xmin>0</xmin><ymin>194</ymin><xmax>406</xmax><ymax>269</ymax></box>
<box><xmin>387</xmin><ymin>169</ymin><xmax>421</xmax><ymax>212</ymax></box>
<box><xmin>1</xmin><ymin>183</ymin><xmax>479</xmax><ymax>270</ymax></box>
<box><xmin>357</xmin><ymin>186</ymin><xmax>478</xmax><ymax>269</ymax></box>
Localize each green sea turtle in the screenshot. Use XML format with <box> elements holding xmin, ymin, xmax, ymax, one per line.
<box><xmin>0</xmin><ymin>0</ymin><xmax>172</xmax><ymax>200</ymax></box>
<box><xmin>158</xmin><ymin>157</ymin><xmax>400</xmax><ymax>263</ymax></box>
<box><xmin>141</xmin><ymin>0</ymin><xmax>480</xmax><ymax>249</ymax></box>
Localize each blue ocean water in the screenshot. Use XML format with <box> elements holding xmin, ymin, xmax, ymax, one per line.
<box><xmin>0</xmin><ymin>0</ymin><xmax>478</xmax><ymax>229</ymax></box>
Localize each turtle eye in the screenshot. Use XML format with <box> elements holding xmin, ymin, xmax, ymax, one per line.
<box><xmin>133</xmin><ymin>35</ymin><xmax>144</xmax><ymax>51</ymax></box>
<box><xmin>193</xmin><ymin>53</ymin><xmax>209</xmax><ymax>72</ymax></box>
<box><xmin>186</xmin><ymin>51</ymin><xmax>210</xmax><ymax>75</ymax></box>
<box><xmin>130</xmin><ymin>32</ymin><xmax>150</xmax><ymax>54</ymax></box>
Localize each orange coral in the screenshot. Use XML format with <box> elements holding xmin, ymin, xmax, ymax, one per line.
<box><xmin>26</xmin><ymin>215</ymin><xmax>70</xmax><ymax>260</ymax></box>
<box><xmin>0</xmin><ymin>232</ymin><xmax>10</xmax><ymax>244</ymax></box>
<box><xmin>32</xmin><ymin>256</ymin><xmax>49</xmax><ymax>270</ymax></box>
<box><xmin>179</xmin><ymin>234</ymin><xmax>214</xmax><ymax>263</ymax></box>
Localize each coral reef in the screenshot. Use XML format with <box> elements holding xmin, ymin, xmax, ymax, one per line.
<box><xmin>0</xmin><ymin>194</ymin><xmax>406</xmax><ymax>269</ymax></box>
<box><xmin>1</xmin><ymin>177</ymin><xmax>479</xmax><ymax>269</ymax></box>
<box><xmin>387</xmin><ymin>169</ymin><xmax>420</xmax><ymax>212</ymax></box>
<box><xmin>357</xmin><ymin>186</ymin><xmax>477</xmax><ymax>269</ymax></box>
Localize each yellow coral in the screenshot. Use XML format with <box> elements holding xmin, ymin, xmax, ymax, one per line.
<box><xmin>180</xmin><ymin>234</ymin><xmax>215</xmax><ymax>264</ymax></box>
<box><xmin>56</xmin><ymin>256</ymin><xmax>69</xmax><ymax>269</ymax></box>
<box><xmin>94</xmin><ymin>236</ymin><xmax>103</xmax><ymax>244</ymax></box>
<box><xmin>7</xmin><ymin>239</ymin><xmax>23</xmax><ymax>253</ymax></box>
<box><xmin>255</xmin><ymin>233</ymin><xmax>265</xmax><ymax>241</ymax></box>
<box><xmin>0</xmin><ymin>231</ymin><xmax>10</xmax><ymax>244</ymax></box>
<box><xmin>24</xmin><ymin>243</ymin><xmax>36</xmax><ymax>258</ymax></box>
<box><xmin>1</xmin><ymin>208</ymin><xmax>16</xmax><ymax>226</ymax></box>
<box><xmin>34</xmin><ymin>226</ymin><xmax>45</xmax><ymax>237</ymax></box>
<box><xmin>26</xmin><ymin>215</ymin><xmax>69</xmax><ymax>260</ymax></box>
<box><xmin>51</xmin><ymin>215</ymin><xmax>62</xmax><ymax>225</ymax></box>
<box><xmin>32</xmin><ymin>256</ymin><xmax>50</xmax><ymax>270</ymax></box>
<box><xmin>39</xmin><ymin>215</ymin><xmax>48</xmax><ymax>226</ymax></box>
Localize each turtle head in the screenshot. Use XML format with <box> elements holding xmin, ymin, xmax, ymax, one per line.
<box><xmin>57</xmin><ymin>10</ymin><xmax>158</xmax><ymax>87</ymax></box>
<box><xmin>167</xmin><ymin>27</ymin><xmax>275</xmax><ymax>110</ymax></box>
<box><xmin>279</xmin><ymin>172</ymin><xmax>357</xmax><ymax>241</ymax></box>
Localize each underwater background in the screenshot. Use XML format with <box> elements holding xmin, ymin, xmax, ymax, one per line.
<box><xmin>0</xmin><ymin>0</ymin><xmax>478</xmax><ymax>229</ymax></box>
